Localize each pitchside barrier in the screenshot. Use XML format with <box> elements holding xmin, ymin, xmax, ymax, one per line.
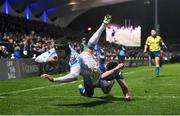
<box><xmin>124</xmin><ymin>57</ymin><xmax>148</xmax><ymax>67</ymax></box>
<box><xmin>0</xmin><ymin>58</ymin><xmax>148</xmax><ymax>80</ymax></box>
<box><xmin>0</xmin><ymin>58</ymin><xmax>40</xmax><ymax>80</ymax></box>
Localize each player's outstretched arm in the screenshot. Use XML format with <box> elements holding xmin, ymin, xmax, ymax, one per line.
<box><xmin>100</xmin><ymin>63</ymin><xmax>124</xmax><ymax>80</ymax></box>
<box><xmin>41</xmin><ymin>74</ymin><xmax>54</xmax><ymax>82</ymax></box>
<box><xmin>116</xmin><ymin>79</ymin><xmax>132</xmax><ymax>101</ymax></box>
<box><xmin>41</xmin><ymin>66</ymin><xmax>81</xmax><ymax>83</ymax></box>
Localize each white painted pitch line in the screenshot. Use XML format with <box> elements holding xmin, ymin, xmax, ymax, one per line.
<box><xmin>0</xmin><ymin>80</ymin><xmax>82</xmax><ymax>96</ymax></box>
<box><xmin>0</xmin><ymin>96</ymin><xmax>6</xmax><ymax>98</ymax></box>
<box><xmin>1</xmin><ymin>95</ymin><xmax>180</xmax><ymax>99</ymax></box>
<box><xmin>133</xmin><ymin>95</ymin><xmax>180</xmax><ymax>99</ymax></box>
<box><xmin>0</xmin><ymin>69</ymin><xmax>149</xmax><ymax>96</ymax></box>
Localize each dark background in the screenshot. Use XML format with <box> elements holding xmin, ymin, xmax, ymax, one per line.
<box><xmin>69</xmin><ymin>0</ymin><xmax>180</xmax><ymax>46</ymax></box>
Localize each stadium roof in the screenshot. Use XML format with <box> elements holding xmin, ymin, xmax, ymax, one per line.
<box><xmin>0</xmin><ymin>0</ymin><xmax>134</xmax><ymax>26</ymax></box>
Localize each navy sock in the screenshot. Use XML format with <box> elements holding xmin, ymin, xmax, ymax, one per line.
<box><xmin>79</xmin><ymin>87</ymin><xmax>85</xmax><ymax>95</ymax></box>
<box><xmin>156</xmin><ymin>67</ymin><xmax>160</xmax><ymax>76</ymax></box>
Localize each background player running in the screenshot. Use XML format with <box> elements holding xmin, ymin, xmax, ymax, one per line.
<box><xmin>144</xmin><ymin>29</ymin><xmax>167</xmax><ymax>77</ymax></box>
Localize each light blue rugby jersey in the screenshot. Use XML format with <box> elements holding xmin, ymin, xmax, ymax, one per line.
<box><xmin>68</xmin><ymin>46</ymin><xmax>81</xmax><ymax>67</ymax></box>
<box><xmin>68</xmin><ymin>46</ymin><xmax>101</xmax><ymax>86</ymax></box>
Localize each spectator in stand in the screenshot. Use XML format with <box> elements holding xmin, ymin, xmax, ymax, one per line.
<box><xmin>13</xmin><ymin>45</ymin><xmax>21</xmax><ymax>58</ymax></box>
<box><xmin>7</xmin><ymin>37</ymin><xmax>14</xmax><ymax>55</ymax></box>
<box><xmin>0</xmin><ymin>45</ymin><xmax>9</xmax><ymax>58</ymax></box>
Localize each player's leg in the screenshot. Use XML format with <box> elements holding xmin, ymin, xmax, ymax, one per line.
<box><xmin>155</xmin><ymin>56</ymin><xmax>160</xmax><ymax>77</ymax></box>
<box><xmin>150</xmin><ymin>52</ymin><xmax>160</xmax><ymax>76</ymax></box>
<box><xmin>149</xmin><ymin>52</ymin><xmax>155</xmax><ymax>65</ymax></box>
<box><xmin>152</xmin><ymin>59</ymin><xmax>155</xmax><ymax>64</ymax></box>
<box><xmin>79</xmin><ymin>82</ymin><xmax>94</xmax><ymax>97</ymax></box>
<box><xmin>153</xmin><ymin>51</ymin><xmax>161</xmax><ymax>77</ymax></box>
<box><xmin>87</xmin><ymin>15</ymin><xmax>112</xmax><ymax>50</ymax></box>
<box><xmin>99</xmin><ymin>79</ymin><xmax>115</xmax><ymax>94</ymax></box>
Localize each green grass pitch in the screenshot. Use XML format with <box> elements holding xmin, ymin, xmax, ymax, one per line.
<box><xmin>0</xmin><ymin>64</ymin><xmax>180</xmax><ymax>115</ymax></box>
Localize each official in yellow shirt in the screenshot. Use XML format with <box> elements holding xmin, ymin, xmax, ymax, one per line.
<box><xmin>144</xmin><ymin>29</ymin><xmax>167</xmax><ymax>77</ymax></box>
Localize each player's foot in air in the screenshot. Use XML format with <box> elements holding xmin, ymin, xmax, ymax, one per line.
<box><xmin>103</xmin><ymin>14</ymin><xmax>112</xmax><ymax>25</ymax></box>
<box><xmin>41</xmin><ymin>74</ymin><xmax>54</xmax><ymax>82</ymax></box>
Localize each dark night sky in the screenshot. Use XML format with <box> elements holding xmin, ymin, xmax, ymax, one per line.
<box><xmin>69</xmin><ymin>0</ymin><xmax>180</xmax><ymax>46</ymax></box>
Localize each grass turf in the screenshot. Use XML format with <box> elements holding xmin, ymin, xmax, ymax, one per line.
<box><xmin>0</xmin><ymin>64</ymin><xmax>180</xmax><ymax>115</ymax></box>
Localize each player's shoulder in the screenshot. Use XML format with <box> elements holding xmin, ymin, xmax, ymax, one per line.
<box><xmin>147</xmin><ymin>36</ymin><xmax>152</xmax><ymax>39</ymax></box>
<box><xmin>146</xmin><ymin>36</ymin><xmax>152</xmax><ymax>41</ymax></box>
<box><xmin>156</xmin><ymin>35</ymin><xmax>162</xmax><ymax>39</ymax></box>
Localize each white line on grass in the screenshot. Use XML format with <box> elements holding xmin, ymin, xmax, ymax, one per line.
<box><xmin>134</xmin><ymin>95</ymin><xmax>180</xmax><ymax>99</ymax></box>
<box><xmin>1</xmin><ymin>95</ymin><xmax>180</xmax><ymax>99</ymax></box>
<box><xmin>0</xmin><ymin>68</ymin><xmax>151</xmax><ymax>96</ymax></box>
<box><xmin>0</xmin><ymin>96</ymin><xmax>6</xmax><ymax>98</ymax></box>
<box><xmin>0</xmin><ymin>80</ymin><xmax>82</xmax><ymax>96</ymax></box>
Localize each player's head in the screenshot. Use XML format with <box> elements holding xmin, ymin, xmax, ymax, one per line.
<box><xmin>54</xmin><ymin>40</ymin><xmax>70</xmax><ymax>59</ymax></box>
<box><xmin>106</xmin><ymin>61</ymin><xmax>118</xmax><ymax>71</ymax></box>
<box><xmin>151</xmin><ymin>29</ymin><xmax>157</xmax><ymax>37</ymax></box>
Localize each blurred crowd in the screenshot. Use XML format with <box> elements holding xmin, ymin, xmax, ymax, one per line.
<box><xmin>0</xmin><ymin>12</ymin><xmax>145</xmax><ymax>60</ymax></box>
<box><xmin>0</xmin><ymin>31</ymin><xmax>55</xmax><ymax>59</ymax></box>
<box><xmin>0</xmin><ymin>12</ymin><xmax>61</xmax><ymax>59</ymax></box>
